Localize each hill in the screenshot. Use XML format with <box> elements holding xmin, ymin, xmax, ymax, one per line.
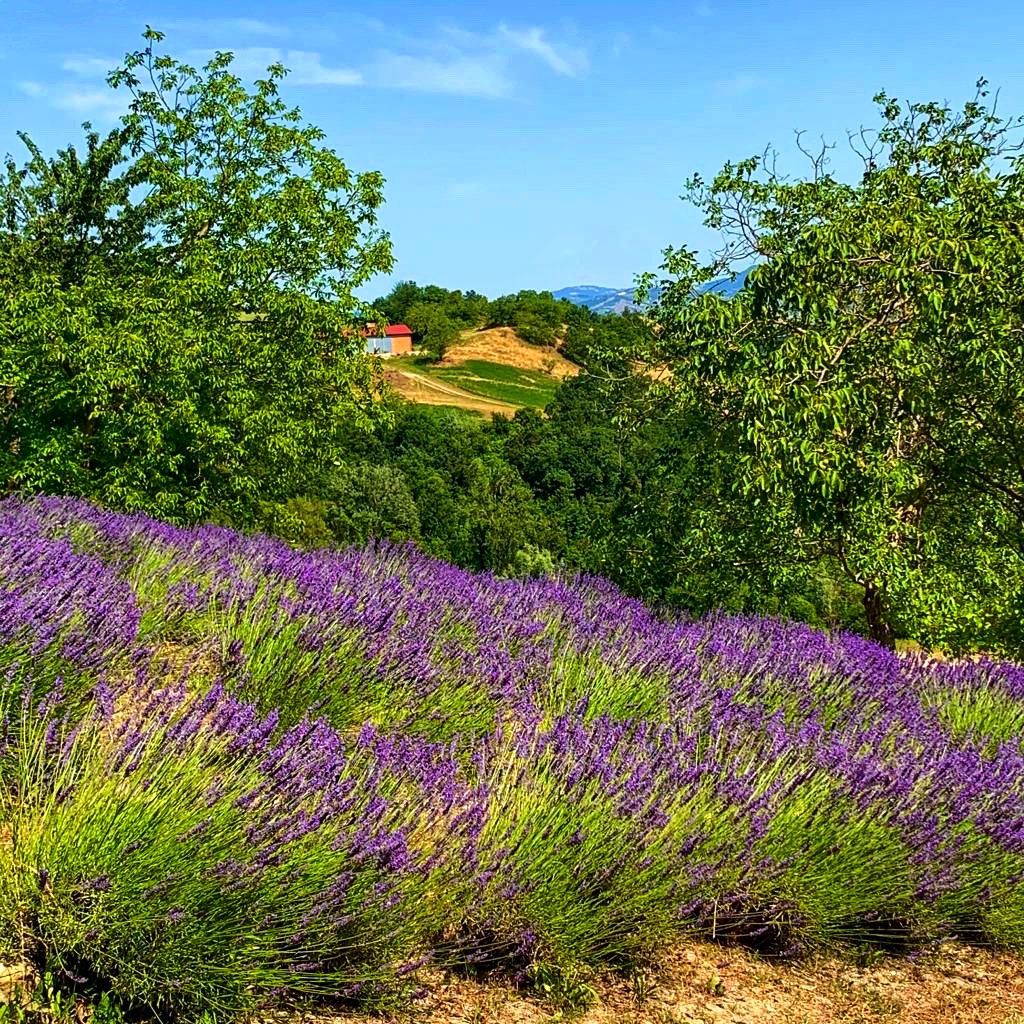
<box><xmin>553</xmin><ymin>284</ymin><xmax>644</xmax><ymax>315</ymax></box>
<box><xmin>554</xmin><ymin>267</ymin><xmax>751</xmax><ymax>313</ymax></box>
<box><xmin>384</xmin><ymin>325</ymin><xmax>579</xmax><ymax>416</ymax></box>
<box><xmin>4</xmin><ymin>494</ymin><xmax>1024</xmax><ymax>1022</ymax></box>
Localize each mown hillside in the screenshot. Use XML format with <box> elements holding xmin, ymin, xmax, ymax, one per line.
<box><xmin>4</xmin><ymin>495</ymin><xmax>1024</xmax><ymax>1023</ymax></box>
<box><xmin>384</xmin><ymin>326</ymin><xmax>579</xmax><ymax>417</ymax></box>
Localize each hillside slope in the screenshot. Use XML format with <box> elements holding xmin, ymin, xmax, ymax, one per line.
<box><xmin>383</xmin><ymin>366</ymin><xmax>521</xmax><ymax>417</ymax></box>
<box><xmin>385</xmin><ymin>326</ymin><xmax>579</xmax><ymax>416</ymax></box>
<box><xmin>5</xmin><ymin>495</ymin><xmax>1024</xmax><ymax>1022</ymax></box>
<box><xmin>441</xmin><ymin>326</ymin><xmax>580</xmax><ymax>377</ymax></box>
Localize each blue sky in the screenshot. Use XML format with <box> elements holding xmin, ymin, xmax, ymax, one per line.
<box><xmin>4</xmin><ymin>1</ymin><xmax>1024</xmax><ymax>299</ymax></box>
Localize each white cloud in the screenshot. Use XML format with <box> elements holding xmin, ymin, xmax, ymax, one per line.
<box><xmin>61</xmin><ymin>56</ymin><xmax>118</xmax><ymax>76</ymax></box>
<box><xmin>191</xmin><ymin>47</ymin><xmax>362</xmax><ymax>86</ymax></box>
<box><xmin>694</xmin><ymin>1</ymin><xmax>714</xmax><ymax>17</ymax></box>
<box><xmin>164</xmin><ymin>17</ymin><xmax>287</xmax><ymax>37</ymax></box>
<box><xmin>288</xmin><ymin>51</ymin><xmax>364</xmax><ymax>84</ymax></box>
<box><xmin>273</xmin><ymin>50</ymin><xmax>362</xmax><ymax>86</ymax></box>
<box><xmin>53</xmin><ymin>87</ymin><xmax>125</xmax><ymax>115</ymax></box>
<box><xmin>371</xmin><ymin>52</ymin><xmax>511</xmax><ymax>98</ymax></box>
<box><xmin>18</xmin><ymin>79</ymin><xmax>125</xmax><ymax>119</ymax></box>
<box><xmin>497</xmin><ymin>24</ymin><xmax>588</xmax><ymax>77</ymax></box>
<box><xmin>22</xmin><ymin>18</ymin><xmax>588</xmax><ymax>108</ymax></box>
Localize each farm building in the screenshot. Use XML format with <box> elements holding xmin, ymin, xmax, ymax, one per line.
<box><xmin>364</xmin><ymin>323</ymin><xmax>414</xmax><ymax>356</ymax></box>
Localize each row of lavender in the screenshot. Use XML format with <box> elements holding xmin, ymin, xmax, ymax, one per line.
<box><xmin>2</xmin><ymin>495</ymin><xmax>1024</xmax><ymax>1020</ymax></box>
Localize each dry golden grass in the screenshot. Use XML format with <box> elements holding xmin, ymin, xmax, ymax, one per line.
<box><xmin>381</xmin><ymin>327</ymin><xmax>580</xmax><ymax>418</ymax></box>
<box><xmin>441</xmin><ymin>328</ymin><xmax>580</xmax><ymax>379</ymax></box>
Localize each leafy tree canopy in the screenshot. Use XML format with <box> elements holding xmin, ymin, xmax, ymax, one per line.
<box><xmin>404</xmin><ymin>302</ymin><xmax>460</xmax><ymax>361</ymax></box>
<box><xmin>623</xmin><ymin>80</ymin><xmax>1024</xmax><ymax>654</ymax></box>
<box><xmin>1</xmin><ymin>27</ymin><xmax>394</xmax><ymax>525</ymax></box>
<box><xmin>375</xmin><ymin>281</ymin><xmax>487</xmax><ymax>332</ymax></box>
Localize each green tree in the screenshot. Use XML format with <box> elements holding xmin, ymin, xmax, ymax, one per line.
<box><xmin>376</xmin><ymin>281</ymin><xmax>488</xmax><ymax>332</ymax></box>
<box><xmin>632</xmin><ymin>80</ymin><xmax>1024</xmax><ymax>653</ymax></box>
<box><xmin>323</xmin><ymin>463</ymin><xmax>421</xmax><ymax>545</ymax></box>
<box><xmin>405</xmin><ymin>302</ymin><xmax>460</xmax><ymax>361</ymax></box>
<box><xmin>0</xmin><ymin>27</ymin><xmax>393</xmax><ymax>524</ymax></box>
<box><xmin>486</xmin><ymin>290</ymin><xmax>568</xmax><ymax>347</ymax></box>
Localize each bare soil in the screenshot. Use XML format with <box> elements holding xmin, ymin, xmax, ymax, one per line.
<box><xmin>383</xmin><ymin>368</ymin><xmax>520</xmax><ymax>418</ymax></box>
<box><xmin>280</xmin><ymin>940</ymin><xmax>1024</xmax><ymax>1024</ymax></box>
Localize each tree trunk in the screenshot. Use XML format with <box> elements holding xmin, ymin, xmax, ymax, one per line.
<box><xmin>863</xmin><ymin>580</ymin><xmax>895</xmax><ymax>649</ymax></box>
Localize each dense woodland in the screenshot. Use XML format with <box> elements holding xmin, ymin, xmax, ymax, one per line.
<box><xmin>2</xmin><ymin>30</ymin><xmax>1023</xmax><ymax>658</ymax></box>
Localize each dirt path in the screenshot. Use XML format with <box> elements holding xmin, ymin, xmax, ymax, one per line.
<box><xmin>386</xmin><ymin>369</ymin><xmax>520</xmax><ymax>418</ymax></box>
<box><xmin>282</xmin><ymin>940</ymin><xmax>1024</xmax><ymax>1024</ymax></box>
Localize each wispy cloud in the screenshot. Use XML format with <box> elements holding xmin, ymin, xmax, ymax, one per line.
<box><xmin>715</xmin><ymin>73</ymin><xmax>766</xmax><ymax>97</ymax></box>
<box><xmin>496</xmin><ymin>24</ymin><xmax>588</xmax><ymax>77</ymax></box>
<box><xmin>61</xmin><ymin>56</ymin><xmax>118</xmax><ymax>76</ymax></box>
<box><xmin>190</xmin><ymin>47</ymin><xmax>362</xmax><ymax>86</ymax></box>
<box><xmin>164</xmin><ymin>17</ymin><xmax>287</xmax><ymax>38</ymax></box>
<box><xmin>281</xmin><ymin>51</ymin><xmax>362</xmax><ymax>86</ymax></box>
<box><xmin>370</xmin><ymin>53</ymin><xmax>511</xmax><ymax>98</ymax></box>
<box><xmin>17</xmin><ymin>79</ymin><xmax>126</xmax><ymax>119</ymax></box>
<box><xmin>20</xmin><ymin>18</ymin><xmax>588</xmax><ymax>108</ymax></box>
<box><xmin>694</xmin><ymin>1</ymin><xmax>714</xmax><ymax>17</ymax></box>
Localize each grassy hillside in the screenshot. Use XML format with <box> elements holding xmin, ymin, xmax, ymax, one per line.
<box><xmin>395</xmin><ymin>357</ymin><xmax>560</xmax><ymax>409</ymax></box>
<box><xmin>4</xmin><ymin>496</ymin><xmax>1024</xmax><ymax>1022</ymax></box>
<box><xmin>385</xmin><ymin>327</ymin><xmax>579</xmax><ymax>415</ymax></box>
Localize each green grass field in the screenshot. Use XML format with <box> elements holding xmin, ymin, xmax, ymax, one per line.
<box><xmin>396</xmin><ymin>357</ymin><xmax>561</xmax><ymax>408</ymax></box>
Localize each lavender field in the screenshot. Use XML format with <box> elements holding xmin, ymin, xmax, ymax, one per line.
<box><xmin>3</xmin><ymin>494</ymin><xmax>1024</xmax><ymax>1021</ymax></box>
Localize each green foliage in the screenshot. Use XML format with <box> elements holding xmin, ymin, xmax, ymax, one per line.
<box><xmin>486</xmin><ymin>290</ymin><xmax>567</xmax><ymax>346</ymax></box>
<box><xmin>293</xmin><ymin>375</ymin><xmax>865</xmax><ymax>634</ymax></box>
<box><xmin>509</xmin><ymin>542</ymin><xmax>559</xmax><ymax>579</ymax></box>
<box><xmin>561</xmin><ymin>307</ymin><xmax>648</xmax><ymax>372</ymax></box>
<box><xmin>0</xmin><ymin>972</ymin><xmax>126</xmax><ymax>1024</ymax></box>
<box><xmin>0</xmin><ymin>27</ymin><xmax>393</xmax><ymax>525</ymax></box>
<box><xmin>525</xmin><ymin>963</ymin><xmax>598</xmax><ymax>1016</ymax></box>
<box><xmin>0</xmin><ymin>678</ymin><xmax>449</xmax><ymax>1023</ymax></box>
<box><xmin>259</xmin><ymin>495</ymin><xmax>336</xmax><ymax>549</ymax></box>
<box><xmin>323</xmin><ymin>462</ymin><xmax>422</xmax><ymax>545</ymax></box>
<box><xmin>375</xmin><ymin>281</ymin><xmax>487</xmax><ymax>332</ymax></box>
<box><xmin>625</xmin><ymin>80</ymin><xmax>1024</xmax><ymax>655</ymax></box>
<box><xmin>404</xmin><ymin>301</ymin><xmax>460</xmax><ymax>361</ymax></box>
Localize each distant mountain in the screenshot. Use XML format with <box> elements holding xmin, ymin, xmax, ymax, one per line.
<box><xmin>554</xmin><ymin>268</ymin><xmax>750</xmax><ymax>314</ymax></box>
<box><xmin>551</xmin><ymin>285</ymin><xmax>644</xmax><ymax>315</ymax></box>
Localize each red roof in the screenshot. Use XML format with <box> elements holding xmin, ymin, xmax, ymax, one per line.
<box><xmin>384</xmin><ymin>324</ymin><xmax>412</xmax><ymax>336</ymax></box>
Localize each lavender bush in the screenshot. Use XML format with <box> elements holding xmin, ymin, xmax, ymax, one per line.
<box><xmin>3</xmin><ymin>495</ymin><xmax>1024</xmax><ymax>1021</ymax></box>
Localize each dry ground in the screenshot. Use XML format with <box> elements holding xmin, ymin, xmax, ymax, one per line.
<box><xmin>381</xmin><ymin>327</ymin><xmax>580</xmax><ymax>418</ymax></box>
<box><xmin>439</xmin><ymin>327</ymin><xmax>580</xmax><ymax>378</ymax></box>
<box><xmin>382</xmin><ymin>368</ymin><xmax>520</xmax><ymax>418</ymax></box>
<box><xmin>278</xmin><ymin>941</ymin><xmax>1024</xmax><ymax>1024</ymax></box>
